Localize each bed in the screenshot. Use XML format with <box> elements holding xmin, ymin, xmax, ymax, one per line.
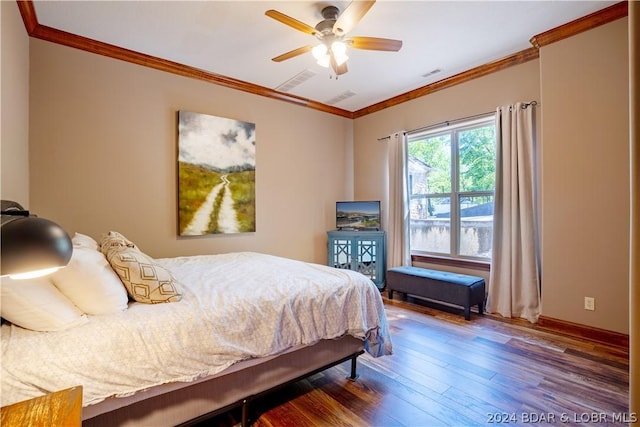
<box><xmin>1</xmin><ymin>238</ymin><xmax>392</xmax><ymax>426</ymax></box>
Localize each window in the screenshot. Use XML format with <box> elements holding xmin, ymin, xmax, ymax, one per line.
<box><xmin>407</xmin><ymin>115</ymin><xmax>496</xmax><ymax>260</ymax></box>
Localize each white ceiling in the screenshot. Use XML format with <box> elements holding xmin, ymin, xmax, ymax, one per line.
<box><xmin>32</xmin><ymin>1</ymin><xmax>617</xmax><ymax>112</ymax></box>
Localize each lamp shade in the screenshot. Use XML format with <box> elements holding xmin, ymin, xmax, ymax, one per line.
<box><xmin>1</xmin><ymin>215</ymin><xmax>72</xmax><ymax>279</ymax></box>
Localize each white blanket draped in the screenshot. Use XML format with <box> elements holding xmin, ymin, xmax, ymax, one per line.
<box><xmin>1</xmin><ymin>252</ymin><xmax>392</xmax><ymax>407</ymax></box>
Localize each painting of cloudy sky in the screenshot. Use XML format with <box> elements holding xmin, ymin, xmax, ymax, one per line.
<box><xmin>178</xmin><ymin>111</ymin><xmax>256</xmax><ymax>236</ymax></box>
<box><xmin>179</xmin><ymin>110</ymin><xmax>255</xmax><ymax>171</ymax></box>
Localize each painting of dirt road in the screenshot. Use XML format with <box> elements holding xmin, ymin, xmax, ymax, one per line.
<box><xmin>178</xmin><ymin>111</ymin><xmax>256</xmax><ymax>236</ymax></box>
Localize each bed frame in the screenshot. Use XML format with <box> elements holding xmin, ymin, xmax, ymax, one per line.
<box><xmin>82</xmin><ymin>336</ymin><xmax>364</xmax><ymax>427</ymax></box>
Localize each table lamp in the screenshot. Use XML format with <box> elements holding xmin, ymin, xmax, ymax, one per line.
<box><xmin>1</xmin><ymin>200</ymin><xmax>72</xmax><ymax>280</ymax></box>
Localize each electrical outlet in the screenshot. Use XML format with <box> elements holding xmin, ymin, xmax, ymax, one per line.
<box><xmin>584</xmin><ymin>297</ymin><xmax>595</xmax><ymax>311</ymax></box>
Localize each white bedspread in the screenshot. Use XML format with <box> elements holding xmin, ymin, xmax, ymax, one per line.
<box><xmin>1</xmin><ymin>252</ymin><xmax>391</xmax><ymax>407</ymax></box>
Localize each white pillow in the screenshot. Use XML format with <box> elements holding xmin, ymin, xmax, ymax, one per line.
<box><xmin>51</xmin><ymin>247</ymin><xmax>129</xmax><ymax>315</ymax></box>
<box><xmin>72</xmin><ymin>232</ymin><xmax>99</xmax><ymax>251</ymax></box>
<box><xmin>0</xmin><ymin>276</ymin><xmax>88</xmax><ymax>331</ymax></box>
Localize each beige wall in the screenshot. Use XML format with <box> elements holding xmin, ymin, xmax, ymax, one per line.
<box><xmin>353</xmin><ymin>60</ymin><xmax>541</xmax><ymax>205</ymax></box>
<box><xmin>1</xmin><ymin>1</ymin><xmax>30</xmax><ymax>206</ymax></box>
<box><xmin>28</xmin><ymin>39</ymin><xmax>353</xmax><ymax>264</ymax></box>
<box><xmin>540</xmin><ymin>18</ymin><xmax>629</xmax><ymax>334</ymax></box>
<box><xmin>353</xmin><ymin>18</ymin><xmax>630</xmax><ymax>334</ymax></box>
<box><xmin>353</xmin><ymin>60</ymin><xmax>541</xmax><ymax>284</ymax></box>
<box><xmin>7</xmin><ymin>5</ymin><xmax>632</xmax><ymax>335</ymax></box>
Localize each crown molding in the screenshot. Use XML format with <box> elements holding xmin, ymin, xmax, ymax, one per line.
<box><xmin>352</xmin><ymin>47</ymin><xmax>539</xmax><ymax>119</ymax></box>
<box><xmin>16</xmin><ymin>0</ymin><xmax>37</xmax><ymax>33</ymax></box>
<box><xmin>17</xmin><ymin>0</ymin><xmax>628</xmax><ymax>119</ymax></box>
<box><xmin>530</xmin><ymin>1</ymin><xmax>628</xmax><ymax>48</ymax></box>
<box><xmin>16</xmin><ymin>1</ymin><xmax>353</xmax><ymax>119</ymax></box>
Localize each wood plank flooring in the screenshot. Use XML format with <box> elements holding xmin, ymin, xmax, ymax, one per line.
<box><xmin>203</xmin><ymin>296</ymin><xmax>630</xmax><ymax>426</ymax></box>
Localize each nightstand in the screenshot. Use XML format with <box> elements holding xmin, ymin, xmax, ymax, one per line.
<box><xmin>0</xmin><ymin>386</ymin><xmax>83</xmax><ymax>426</ymax></box>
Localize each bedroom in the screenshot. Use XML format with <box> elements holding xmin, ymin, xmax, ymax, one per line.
<box><xmin>1</xmin><ymin>0</ymin><xmax>638</xmax><ymax>424</ymax></box>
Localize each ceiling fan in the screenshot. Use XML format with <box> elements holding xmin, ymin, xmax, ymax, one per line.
<box><xmin>265</xmin><ymin>0</ymin><xmax>402</xmax><ymax>76</ymax></box>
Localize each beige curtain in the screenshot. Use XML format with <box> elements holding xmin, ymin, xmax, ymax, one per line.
<box><xmin>487</xmin><ymin>103</ymin><xmax>541</xmax><ymax>323</ymax></box>
<box><xmin>386</xmin><ymin>132</ymin><xmax>411</xmax><ymax>268</ymax></box>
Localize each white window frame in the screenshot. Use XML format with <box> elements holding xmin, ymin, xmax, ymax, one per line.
<box><xmin>406</xmin><ymin>114</ymin><xmax>496</xmax><ymax>261</ymax></box>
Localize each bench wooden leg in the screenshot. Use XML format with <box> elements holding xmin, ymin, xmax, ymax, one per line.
<box><xmin>478</xmin><ymin>302</ymin><xmax>484</xmax><ymax>315</ymax></box>
<box><xmin>388</xmin><ymin>289</ymin><xmax>394</xmax><ymax>299</ymax></box>
<box><xmin>464</xmin><ymin>306</ymin><xmax>471</xmax><ymax>321</ymax></box>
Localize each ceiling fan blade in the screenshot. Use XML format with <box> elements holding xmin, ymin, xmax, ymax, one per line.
<box><xmin>271</xmin><ymin>45</ymin><xmax>313</xmax><ymax>62</ymax></box>
<box><xmin>336</xmin><ymin>61</ymin><xmax>348</xmax><ymax>76</ymax></box>
<box><xmin>330</xmin><ymin>52</ymin><xmax>349</xmax><ymax>76</ymax></box>
<box><xmin>346</xmin><ymin>36</ymin><xmax>403</xmax><ymax>51</ymax></box>
<box><xmin>333</xmin><ymin>0</ymin><xmax>375</xmax><ymax>36</ymax></box>
<box><xmin>265</xmin><ymin>10</ymin><xmax>319</xmax><ymax>36</ymax></box>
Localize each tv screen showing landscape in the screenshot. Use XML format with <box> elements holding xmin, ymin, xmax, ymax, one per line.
<box><xmin>336</xmin><ymin>201</ymin><xmax>381</xmax><ymax>230</ymax></box>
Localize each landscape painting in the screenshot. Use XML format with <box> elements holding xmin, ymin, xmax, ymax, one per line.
<box><xmin>178</xmin><ymin>110</ymin><xmax>256</xmax><ymax>235</ymax></box>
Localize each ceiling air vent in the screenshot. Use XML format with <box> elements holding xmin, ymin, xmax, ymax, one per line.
<box><xmin>325</xmin><ymin>90</ymin><xmax>356</xmax><ymax>105</ymax></box>
<box><xmin>422</xmin><ymin>68</ymin><xmax>443</xmax><ymax>78</ymax></box>
<box><xmin>276</xmin><ymin>69</ymin><xmax>317</xmax><ymax>92</ymax></box>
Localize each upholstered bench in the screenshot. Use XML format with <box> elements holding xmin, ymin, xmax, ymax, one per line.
<box><xmin>387</xmin><ymin>266</ymin><xmax>486</xmax><ymax>320</ymax></box>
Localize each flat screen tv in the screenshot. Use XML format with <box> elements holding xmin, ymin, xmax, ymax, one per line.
<box><xmin>336</xmin><ymin>201</ymin><xmax>381</xmax><ymax>231</ymax></box>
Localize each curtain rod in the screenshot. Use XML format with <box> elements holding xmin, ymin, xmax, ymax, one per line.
<box><xmin>378</xmin><ymin>100</ymin><xmax>538</xmax><ymax>141</ymax></box>
<box><xmin>405</xmin><ymin>110</ymin><xmax>494</xmax><ymax>136</ymax></box>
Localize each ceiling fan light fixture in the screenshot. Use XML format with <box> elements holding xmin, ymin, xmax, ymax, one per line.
<box><xmin>331</xmin><ymin>41</ymin><xmax>349</xmax><ymax>66</ymax></box>
<box><xmin>312</xmin><ymin>44</ymin><xmax>332</xmax><ymax>67</ymax></box>
<box><xmin>266</xmin><ymin>1</ymin><xmax>402</xmax><ymax>76</ymax></box>
<box><xmin>312</xmin><ymin>44</ymin><xmax>328</xmax><ymax>60</ymax></box>
<box><xmin>317</xmin><ymin>54</ymin><xmax>331</xmax><ymax>68</ymax></box>
<box><xmin>331</xmin><ymin>41</ymin><xmax>347</xmax><ymax>55</ymax></box>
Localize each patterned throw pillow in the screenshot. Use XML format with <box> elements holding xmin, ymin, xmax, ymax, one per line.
<box><xmin>100</xmin><ymin>232</ymin><xmax>182</xmax><ymax>304</ymax></box>
<box><xmin>100</xmin><ymin>231</ymin><xmax>138</xmax><ymax>255</ymax></box>
<box><xmin>105</xmin><ymin>247</ymin><xmax>182</xmax><ymax>304</ymax></box>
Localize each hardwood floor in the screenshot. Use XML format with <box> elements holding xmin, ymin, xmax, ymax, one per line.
<box><xmin>203</xmin><ymin>296</ymin><xmax>630</xmax><ymax>426</ymax></box>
